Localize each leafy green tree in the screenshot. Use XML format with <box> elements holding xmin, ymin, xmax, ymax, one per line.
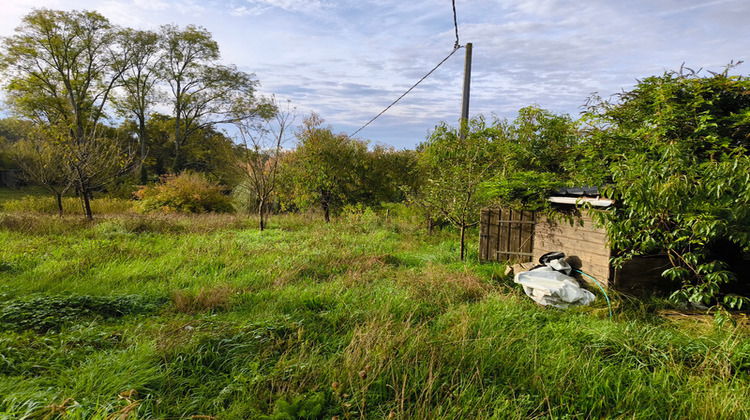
<box><xmin>0</xmin><ymin>118</ymin><xmax>33</xmax><ymax>175</ymax></box>
<box><xmin>287</xmin><ymin>113</ymin><xmax>368</xmax><ymax>222</ymax></box>
<box><xmin>0</xmin><ymin>9</ymin><xmax>133</xmax><ymax>218</ymax></box>
<box><xmin>514</xmin><ymin>106</ymin><xmax>577</xmax><ymax>174</ymax></box>
<box><xmin>347</xmin><ymin>144</ymin><xmax>419</xmax><ymax>207</ymax></box>
<box><xmin>575</xmin><ymin>65</ymin><xmax>750</xmax><ymax>308</ymax></box>
<box><xmin>158</xmin><ymin>24</ymin><xmax>258</xmax><ymax>172</ymax></box>
<box><xmin>478</xmin><ymin>107</ymin><xmax>575</xmax><ymax>211</ymax></box>
<box><xmin>416</xmin><ymin>116</ymin><xmax>512</xmax><ymax>260</ymax></box>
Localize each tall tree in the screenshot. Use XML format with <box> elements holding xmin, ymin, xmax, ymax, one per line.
<box><xmin>0</xmin><ymin>9</ymin><xmax>133</xmax><ymax>218</ymax></box>
<box><xmin>115</xmin><ymin>29</ymin><xmax>161</xmax><ymax>184</ymax></box>
<box><xmin>158</xmin><ymin>24</ymin><xmax>258</xmax><ymax>172</ymax></box>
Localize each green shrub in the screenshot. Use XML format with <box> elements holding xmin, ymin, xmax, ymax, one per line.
<box><xmin>134</xmin><ymin>173</ymin><xmax>234</xmax><ymax>214</ymax></box>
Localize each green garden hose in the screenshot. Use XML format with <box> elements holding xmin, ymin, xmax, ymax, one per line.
<box><xmin>575</xmin><ymin>269</ymin><xmax>613</xmax><ymax>319</ymax></box>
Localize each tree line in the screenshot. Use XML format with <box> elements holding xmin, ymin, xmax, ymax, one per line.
<box><xmin>2</xmin><ymin>10</ymin><xmax>750</xmax><ymax>307</ymax></box>
<box><xmin>0</xmin><ymin>9</ymin><xmax>259</xmax><ymax>217</ymax></box>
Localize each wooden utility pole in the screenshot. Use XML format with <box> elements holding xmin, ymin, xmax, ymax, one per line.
<box><xmin>459</xmin><ymin>42</ymin><xmax>472</xmax><ymax>140</ymax></box>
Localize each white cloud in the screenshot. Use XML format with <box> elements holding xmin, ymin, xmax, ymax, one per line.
<box><xmin>132</xmin><ymin>0</ymin><xmax>169</xmax><ymax>11</ymax></box>
<box><xmin>230</xmin><ymin>6</ymin><xmax>260</xmax><ymax>17</ymax></box>
<box><xmin>0</xmin><ymin>0</ymin><xmax>748</xmax><ymax>148</ymax></box>
<box><xmin>245</xmin><ymin>0</ymin><xmax>325</xmax><ymax>14</ymax></box>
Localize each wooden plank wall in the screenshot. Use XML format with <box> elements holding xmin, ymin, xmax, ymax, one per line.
<box><xmin>532</xmin><ymin>212</ymin><xmax>611</xmax><ymax>286</ymax></box>
<box><xmin>479</xmin><ymin>208</ymin><xmax>535</xmax><ymax>263</ymax></box>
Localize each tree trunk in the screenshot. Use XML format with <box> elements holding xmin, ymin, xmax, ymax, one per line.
<box><xmin>173</xmin><ymin>92</ymin><xmax>183</xmax><ymax>173</ymax></box>
<box><xmin>140</xmin><ymin>165</ymin><xmax>148</xmax><ymax>185</ymax></box>
<box><xmin>56</xmin><ymin>192</ymin><xmax>63</xmax><ymax>217</ymax></box>
<box><xmin>258</xmin><ymin>197</ymin><xmax>266</xmax><ymax>231</ymax></box>
<box><xmin>82</xmin><ymin>189</ymin><xmax>93</xmax><ymax>220</ymax></box>
<box><xmin>323</xmin><ymin>201</ymin><xmax>330</xmax><ymax>223</ymax></box>
<box><xmin>173</xmin><ymin>140</ymin><xmax>183</xmax><ymax>173</ymax></box>
<box><xmin>459</xmin><ymin>223</ymin><xmax>466</xmax><ymax>261</ymax></box>
<box><xmin>320</xmin><ymin>189</ymin><xmax>331</xmax><ymax>223</ymax></box>
<box><xmin>139</xmin><ymin>117</ymin><xmax>148</xmax><ymax>185</ymax></box>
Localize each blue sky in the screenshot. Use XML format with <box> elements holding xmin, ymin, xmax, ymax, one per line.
<box><xmin>1</xmin><ymin>0</ymin><xmax>749</xmax><ymax>149</ymax></box>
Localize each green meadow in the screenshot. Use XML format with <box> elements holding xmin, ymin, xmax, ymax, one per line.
<box><xmin>0</xmin><ymin>200</ymin><xmax>749</xmax><ymax>419</ymax></box>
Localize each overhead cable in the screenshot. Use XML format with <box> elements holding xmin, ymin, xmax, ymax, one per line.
<box><xmin>452</xmin><ymin>0</ymin><xmax>460</xmax><ymax>48</ymax></box>
<box><xmin>348</xmin><ymin>1</ymin><xmax>463</xmax><ymax>138</ymax></box>
<box><xmin>349</xmin><ymin>46</ymin><xmax>461</xmax><ymax>138</ymax></box>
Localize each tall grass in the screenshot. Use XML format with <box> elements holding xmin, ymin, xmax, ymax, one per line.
<box><xmin>0</xmin><ymin>211</ymin><xmax>748</xmax><ymax>419</ymax></box>
<box><xmin>1</xmin><ymin>195</ymin><xmax>135</xmax><ymax>215</ymax></box>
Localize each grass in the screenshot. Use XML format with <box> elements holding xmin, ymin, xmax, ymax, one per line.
<box><xmin>0</xmin><ymin>202</ymin><xmax>748</xmax><ymax>419</ymax></box>
<box><xmin>0</xmin><ymin>186</ymin><xmax>135</xmax><ymax>215</ymax></box>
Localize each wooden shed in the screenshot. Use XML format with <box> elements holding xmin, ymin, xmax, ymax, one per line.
<box><xmin>479</xmin><ymin>193</ymin><xmax>671</xmax><ymax>291</ymax></box>
<box><xmin>480</xmin><ymin>206</ymin><xmax>610</xmax><ymax>284</ymax></box>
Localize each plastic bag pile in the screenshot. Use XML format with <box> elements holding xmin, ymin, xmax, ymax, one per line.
<box><xmin>514</xmin><ymin>252</ymin><xmax>595</xmax><ymax>308</ymax></box>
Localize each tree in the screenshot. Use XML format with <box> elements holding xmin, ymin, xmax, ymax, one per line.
<box><xmin>364</xmin><ymin>145</ymin><xmax>420</xmax><ymax>205</ymax></box>
<box><xmin>0</xmin><ymin>9</ymin><xmax>133</xmax><ymax>218</ymax></box>
<box><xmin>0</xmin><ymin>118</ymin><xmax>34</xmax><ymax>175</ymax></box>
<box><xmin>288</xmin><ymin>113</ymin><xmax>368</xmax><ymax>223</ymax></box>
<box><xmin>158</xmin><ymin>24</ymin><xmax>258</xmax><ymax>172</ymax></box>
<box><xmin>11</xmin><ymin>126</ymin><xmax>72</xmax><ymax>215</ymax></box>
<box><xmin>230</xmin><ymin>97</ymin><xmax>294</xmax><ymax>230</ymax></box>
<box><xmin>513</xmin><ymin>106</ymin><xmax>577</xmax><ymax>174</ymax></box>
<box><xmin>416</xmin><ymin>116</ymin><xmax>511</xmax><ymax>261</ymax></box>
<box><xmin>115</xmin><ymin>29</ymin><xmax>161</xmax><ymax>184</ymax></box>
<box><xmin>478</xmin><ymin>107</ymin><xmax>575</xmax><ymax>211</ymax></box>
<box><xmin>575</xmin><ymin>65</ymin><xmax>750</xmax><ymax>309</ymax></box>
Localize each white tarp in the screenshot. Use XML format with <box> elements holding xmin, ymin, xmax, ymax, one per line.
<box><xmin>514</xmin><ymin>266</ymin><xmax>596</xmax><ymax>308</ymax></box>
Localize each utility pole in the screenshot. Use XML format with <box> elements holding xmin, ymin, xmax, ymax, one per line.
<box><xmin>459</xmin><ymin>42</ymin><xmax>472</xmax><ymax>140</ymax></box>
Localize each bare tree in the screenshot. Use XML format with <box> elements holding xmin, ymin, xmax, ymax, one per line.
<box><xmin>231</xmin><ymin>97</ymin><xmax>295</xmax><ymax>230</ymax></box>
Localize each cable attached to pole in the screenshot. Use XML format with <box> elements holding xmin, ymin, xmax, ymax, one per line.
<box><xmin>349</xmin><ymin>46</ymin><xmax>462</xmax><ymax>138</ymax></box>
<box><xmin>349</xmin><ymin>0</ymin><xmax>464</xmax><ymax>138</ymax></box>
<box><xmin>452</xmin><ymin>0</ymin><xmax>460</xmax><ymax>48</ymax></box>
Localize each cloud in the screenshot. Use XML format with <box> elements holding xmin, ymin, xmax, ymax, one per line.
<box><xmin>230</xmin><ymin>5</ymin><xmax>263</xmax><ymax>17</ymax></box>
<box><xmin>132</xmin><ymin>0</ymin><xmax>169</xmax><ymax>11</ymax></box>
<box><xmin>243</xmin><ymin>0</ymin><xmax>325</xmax><ymax>14</ymax></box>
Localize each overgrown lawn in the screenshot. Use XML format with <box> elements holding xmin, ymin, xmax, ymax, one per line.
<box><xmin>0</xmin><ymin>211</ymin><xmax>748</xmax><ymax>419</ymax></box>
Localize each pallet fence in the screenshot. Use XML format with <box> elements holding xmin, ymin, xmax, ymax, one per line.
<box><xmin>479</xmin><ymin>208</ymin><xmax>536</xmax><ymax>262</ymax></box>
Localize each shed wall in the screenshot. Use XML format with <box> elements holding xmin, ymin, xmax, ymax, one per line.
<box><xmin>532</xmin><ymin>212</ymin><xmax>611</xmax><ymax>286</ymax></box>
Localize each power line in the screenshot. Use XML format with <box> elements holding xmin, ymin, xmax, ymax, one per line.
<box><xmin>349</xmin><ymin>46</ymin><xmax>462</xmax><ymax>138</ymax></box>
<box><xmin>452</xmin><ymin>0</ymin><xmax>460</xmax><ymax>48</ymax></box>
<box><xmin>348</xmin><ymin>1</ymin><xmax>463</xmax><ymax>138</ymax></box>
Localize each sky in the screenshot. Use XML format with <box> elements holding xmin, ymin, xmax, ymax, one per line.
<box><xmin>1</xmin><ymin>0</ymin><xmax>749</xmax><ymax>149</ymax></box>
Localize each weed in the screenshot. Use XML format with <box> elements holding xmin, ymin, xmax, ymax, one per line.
<box><xmin>134</xmin><ymin>173</ymin><xmax>233</xmax><ymax>214</ymax></box>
